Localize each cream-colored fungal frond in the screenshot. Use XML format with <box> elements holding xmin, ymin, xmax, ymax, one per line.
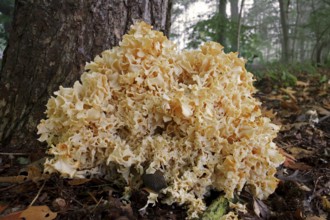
<box><xmin>38</xmin><ymin>21</ymin><xmax>284</xmax><ymax>219</ymax></box>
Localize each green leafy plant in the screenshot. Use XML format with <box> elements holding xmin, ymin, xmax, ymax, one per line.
<box><xmin>187</xmin><ymin>12</ymin><xmax>260</xmax><ymax>55</ymax></box>
<box><xmin>319</xmin><ymin>74</ymin><xmax>328</xmax><ymax>83</ymax></box>
<box><xmin>249</xmin><ymin>62</ymin><xmax>322</xmax><ymax>87</ymax></box>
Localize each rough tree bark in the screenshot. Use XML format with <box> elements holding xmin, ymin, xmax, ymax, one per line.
<box><xmin>0</xmin><ymin>0</ymin><xmax>172</xmax><ymax>151</ymax></box>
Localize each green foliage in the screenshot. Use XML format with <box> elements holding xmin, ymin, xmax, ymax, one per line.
<box><xmin>0</xmin><ymin>13</ymin><xmax>10</xmax><ymax>35</ymax></box>
<box><xmin>289</xmin><ymin>62</ymin><xmax>318</xmax><ymax>76</ymax></box>
<box><xmin>239</xmin><ymin>27</ymin><xmax>264</xmax><ymax>62</ymax></box>
<box><xmin>307</xmin><ymin>1</ymin><xmax>330</xmax><ymax>63</ymax></box>
<box><xmin>265</xmin><ymin>63</ymin><xmax>297</xmax><ymax>87</ymax></box>
<box><xmin>0</xmin><ymin>13</ymin><xmax>9</xmax><ymax>50</ymax></box>
<box><xmin>187</xmin><ymin>11</ymin><xmax>261</xmax><ymax>57</ymax></box>
<box><xmin>201</xmin><ymin>195</ymin><xmax>229</xmax><ymax>219</ymax></box>
<box><xmin>319</xmin><ymin>74</ymin><xmax>328</xmax><ymax>83</ymax></box>
<box><xmin>16</xmin><ymin>156</ymin><xmax>31</xmax><ymax>165</ymax></box>
<box><xmin>187</xmin><ymin>12</ymin><xmax>226</xmax><ymax>49</ymax></box>
<box><xmin>251</xmin><ymin>62</ymin><xmax>321</xmax><ymax>87</ymax></box>
<box><xmin>173</xmin><ymin>0</ymin><xmax>330</xmax><ymax>64</ymax></box>
<box><xmin>308</xmin><ymin>2</ymin><xmax>330</xmax><ymax>39</ymax></box>
<box><xmin>0</xmin><ymin>0</ymin><xmax>14</xmax><ymax>51</ymax></box>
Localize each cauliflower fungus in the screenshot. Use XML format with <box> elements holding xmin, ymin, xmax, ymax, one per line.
<box><xmin>38</xmin><ymin>22</ymin><xmax>285</xmax><ymax>218</ymax></box>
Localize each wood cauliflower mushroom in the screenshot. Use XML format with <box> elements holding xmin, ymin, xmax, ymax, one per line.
<box><xmin>38</xmin><ymin>22</ymin><xmax>285</xmax><ymax>219</ymax></box>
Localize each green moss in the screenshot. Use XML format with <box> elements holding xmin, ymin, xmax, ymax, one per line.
<box><xmin>201</xmin><ymin>195</ymin><xmax>229</xmax><ymax>220</ymax></box>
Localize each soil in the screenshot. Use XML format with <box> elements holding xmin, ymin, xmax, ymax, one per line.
<box><xmin>0</xmin><ymin>68</ymin><xmax>329</xmax><ymax>220</ymax></box>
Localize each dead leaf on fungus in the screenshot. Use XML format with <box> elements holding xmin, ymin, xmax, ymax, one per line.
<box><xmin>37</xmin><ymin>21</ymin><xmax>284</xmax><ymax>219</ymax></box>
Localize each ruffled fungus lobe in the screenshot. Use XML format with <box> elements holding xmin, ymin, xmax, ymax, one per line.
<box><xmin>38</xmin><ymin>22</ymin><xmax>284</xmax><ymax>218</ymax></box>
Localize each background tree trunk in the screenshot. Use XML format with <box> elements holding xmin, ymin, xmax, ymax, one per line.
<box><xmin>217</xmin><ymin>0</ymin><xmax>227</xmax><ymax>46</ymax></box>
<box><xmin>279</xmin><ymin>0</ymin><xmax>290</xmax><ymax>63</ymax></box>
<box><xmin>230</xmin><ymin>0</ymin><xmax>238</xmax><ymax>52</ymax></box>
<box><xmin>0</xmin><ymin>0</ymin><xmax>172</xmax><ymax>151</ymax></box>
<box><xmin>236</xmin><ymin>0</ymin><xmax>245</xmax><ymax>54</ymax></box>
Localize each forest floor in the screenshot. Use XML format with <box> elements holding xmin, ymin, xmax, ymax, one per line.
<box><xmin>0</xmin><ymin>68</ymin><xmax>329</xmax><ymax>220</ymax></box>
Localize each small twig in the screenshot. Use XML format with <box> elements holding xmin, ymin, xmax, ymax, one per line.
<box><xmin>88</xmin><ymin>191</ymin><xmax>98</xmax><ymax>204</ymax></box>
<box><xmin>29</xmin><ymin>180</ymin><xmax>46</xmax><ymax>206</ymax></box>
<box><xmin>61</xmin><ymin>190</ymin><xmax>84</xmax><ymax>207</ymax></box>
<box><xmin>0</xmin><ymin>179</ymin><xmax>31</xmax><ymax>192</ymax></box>
<box><xmin>91</xmin><ymin>197</ymin><xmax>103</xmax><ymax>213</ymax></box>
<box><xmin>277</xmin><ymin>170</ymin><xmax>299</xmax><ymax>181</ymax></box>
<box><xmin>0</xmin><ymin>175</ymin><xmax>28</xmax><ymax>183</ymax></box>
<box><xmin>319</xmin><ymin>114</ymin><xmax>330</xmax><ymax>123</ymax></box>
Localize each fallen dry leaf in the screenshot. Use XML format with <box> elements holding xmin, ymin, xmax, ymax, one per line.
<box><xmin>284</xmin><ymin>160</ymin><xmax>312</xmax><ymax>171</ymax></box>
<box><xmin>18</xmin><ymin>158</ymin><xmax>49</xmax><ymax>183</ymax></box>
<box><xmin>281</xmin><ymin>122</ymin><xmax>308</xmax><ymax>131</ymax></box>
<box><xmin>260</xmin><ymin>107</ymin><xmax>282</xmax><ymax>125</ymax></box>
<box><xmin>253</xmin><ymin>198</ymin><xmax>270</xmax><ymax>219</ymax></box>
<box><xmin>321</xmin><ymin>99</ymin><xmax>330</xmax><ymax>110</ymax></box>
<box><xmin>313</xmin><ymin>106</ymin><xmax>330</xmax><ymax>116</ymax></box>
<box><xmin>68</xmin><ymin>178</ymin><xmax>92</xmax><ymax>186</ymax></box>
<box><xmin>287</xmin><ymin>147</ymin><xmax>314</xmax><ymax>160</ymax></box>
<box><xmin>19</xmin><ymin>206</ymin><xmax>57</xmax><ymax>220</ymax></box>
<box><xmin>0</xmin><ymin>204</ymin><xmax>8</xmax><ymax>214</ymax></box>
<box><xmin>279</xmin><ymin>149</ymin><xmax>312</xmax><ymax>170</ymax></box>
<box><xmin>266</xmin><ymin>94</ymin><xmax>285</xmax><ymax>101</ymax></box>
<box><xmin>295</xmin><ymin>182</ymin><xmax>311</xmax><ymax>192</ymax></box>
<box><xmin>306</xmin><ymin>215</ymin><xmax>327</xmax><ymax>220</ymax></box>
<box><xmin>280</xmin><ymin>87</ymin><xmax>297</xmax><ymax>102</ymax></box>
<box><xmin>281</xmin><ymin>100</ymin><xmax>300</xmax><ymax>112</ymax></box>
<box><xmin>0</xmin><ymin>210</ymin><xmax>22</xmax><ymax>220</ymax></box>
<box><xmin>261</xmin><ymin>107</ymin><xmax>277</xmax><ymax>119</ymax></box>
<box><xmin>321</xmin><ymin>196</ymin><xmax>330</xmax><ymax>212</ymax></box>
<box><xmin>279</xmin><ymin>148</ymin><xmax>296</xmax><ymax>163</ymax></box>
<box><xmin>0</xmin><ymin>175</ymin><xmax>28</xmax><ymax>183</ymax></box>
<box><xmin>276</xmin><ymin>170</ymin><xmax>312</xmax><ymax>183</ymax></box>
<box><xmin>296</xmin><ymin>80</ymin><xmax>309</xmax><ymax>87</ymax></box>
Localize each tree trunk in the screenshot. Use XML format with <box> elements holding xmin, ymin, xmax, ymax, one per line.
<box><xmin>230</xmin><ymin>0</ymin><xmax>238</xmax><ymax>51</ymax></box>
<box><xmin>316</xmin><ymin>41</ymin><xmax>328</xmax><ymax>65</ymax></box>
<box><xmin>0</xmin><ymin>0</ymin><xmax>172</xmax><ymax>151</ymax></box>
<box><xmin>291</xmin><ymin>0</ymin><xmax>300</xmax><ymax>62</ymax></box>
<box><xmin>236</xmin><ymin>0</ymin><xmax>245</xmax><ymax>54</ymax></box>
<box><xmin>217</xmin><ymin>0</ymin><xmax>227</xmax><ymax>46</ymax></box>
<box><xmin>279</xmin><ymin>0</ymin><xmax>290</xmax><ymax>63</ymax></box>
